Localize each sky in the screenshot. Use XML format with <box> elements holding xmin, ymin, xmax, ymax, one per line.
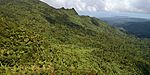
<box><xmin>40</xmin><ymin>0</ymin><xmax>150</xmax><ymax>19</ymax></box>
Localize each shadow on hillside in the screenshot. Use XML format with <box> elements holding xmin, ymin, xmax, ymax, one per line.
<box><xmin>135</xmin><ymin>61</ymin><xmax>150</xmax><ymax>75</ymax></box>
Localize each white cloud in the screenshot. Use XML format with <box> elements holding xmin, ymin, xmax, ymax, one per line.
<box><xmin>40</xmin><ymin>0</ymin><xmax>150</xmax><ymax>13</ymax></box>
<box><xmin>40</xmin><ymin>0</ymin><xmax>105</xmax><ymax>12</ymax></box>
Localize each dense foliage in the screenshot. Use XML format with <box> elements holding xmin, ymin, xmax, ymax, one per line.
<box><xmin>0</xmin><ymin>0</ymin><xmax>150</xmax><ymax>75</ymax></box>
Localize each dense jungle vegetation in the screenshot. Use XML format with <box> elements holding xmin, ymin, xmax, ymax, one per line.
<box><xmin>0</xmin><ymin>0</ymin><xmax>150</xmax><ymax>75</ymax></box>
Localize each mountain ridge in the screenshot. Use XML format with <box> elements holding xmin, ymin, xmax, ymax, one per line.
<box><xmin>0</xmin><ymin>0</ymin><xmax>150</xmax><ymax>75</ymax></box>
<box><xmin>101</xmin><ymin>16</ymin><xmax>150</xmax><ymax>38</ymax></box>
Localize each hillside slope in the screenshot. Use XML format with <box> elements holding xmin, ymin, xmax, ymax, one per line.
<box><xmin>120</xmin><ymin>21</ymin><xmax>150</xmax><ymax>38</ymax></box>
<box><xmin>101</xmin><ymin>17</ymin><xmax>150</xmax><ymax>38</ymax></box>
<box><xmin>0</xmin><ymin>0</ymin><xmax>150</xmax><ymax>75</ymax></box>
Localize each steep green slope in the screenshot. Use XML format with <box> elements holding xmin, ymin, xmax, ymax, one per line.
<box><xmin>0</xmin><ymin>0</ymin><xmax>150</xmax><ymax>75</ymax></box>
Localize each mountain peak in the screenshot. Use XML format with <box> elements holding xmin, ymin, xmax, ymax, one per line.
<box><xmin>0</xmin><ymin>0</ymin><xmax>150</xmax><ymax>75</ymax></box>
<box><xmin>60</xmin><ymin>7</ymin><xmax>78</xmax><ymax>15</ymax></box>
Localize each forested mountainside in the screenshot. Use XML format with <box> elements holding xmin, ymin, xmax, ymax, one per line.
<box><xmin>101</xmin><ymin>17</ymin><xmax>150</xmax><ymax>38</ymax></box>
<box><xmin>0</xmin><ymin>0</ymin><xmax>150</xmax><ymax>75</ymax></box>
<box><xmin>119</xmin><ymin>21</ymin><xmax>150</xmax><ymax>38</ymax></box>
